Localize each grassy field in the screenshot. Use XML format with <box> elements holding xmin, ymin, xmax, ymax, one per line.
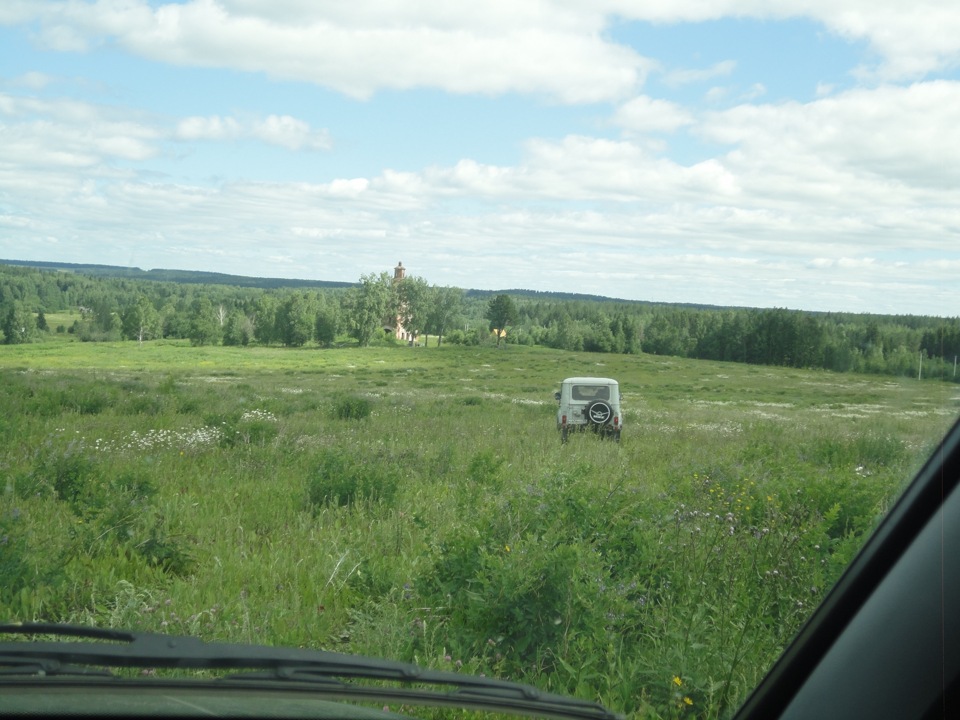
<box><xmin>2</xmin><ymin>336</ymin><xmax>958</xmax><ymax>718</ymax></box>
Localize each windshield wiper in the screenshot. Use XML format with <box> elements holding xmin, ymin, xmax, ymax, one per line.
<box><xmin>0</xmin><ymin>623</ymin><xmax>620</xmax><ymax>720</ymax></box>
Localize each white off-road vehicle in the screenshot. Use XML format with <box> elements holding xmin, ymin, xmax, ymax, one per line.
<box><xmin>555</xmin><ymin>377</ymin><xmax>622</xmax><ymax>443</ymax></box>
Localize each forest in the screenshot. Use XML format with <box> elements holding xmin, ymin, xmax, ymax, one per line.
<box><xmin>1</xmin><ymin>261</ymin><xmax>958</xmax><ymax>381</ymax></box>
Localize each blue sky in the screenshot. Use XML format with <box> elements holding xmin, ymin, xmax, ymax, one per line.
<box><xmin>1</xmin><ymin>1</ymin><xmax>959</xmax><ymax>315</ymax></box>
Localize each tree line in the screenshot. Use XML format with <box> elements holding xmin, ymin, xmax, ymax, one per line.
<box><xmin>1</xmin><ymin>263</ymin><xmax>958</xmax><ymax>381</ymax></box>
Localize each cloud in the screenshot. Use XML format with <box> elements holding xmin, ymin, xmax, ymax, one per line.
<box><xmin>175</xmin><ymin>115</ymin><xmax>243</xmax><ymax>141</ymax></box>
<box><xmin>175</xmin><ymin>114</ymin><xmax>331</xmax><ymax>150</ymax></box>
<box><xmin>699</xmin><ymin>81</ymin><xmax>960</xmax><ymax>191</ymax></box>
<box><xmin>10</xmin><ymin>72</ymin><xmax>55</xmax><ymax>89</ymax></box>
<box><xmin>824</xmin><ymin>1</ymin><xmax>960</xmax><ymax>80</ymax></box>
<box><xmin>613</xmin><ymin>96</ymin><xmax>695</xmax><ymax>133</ymax></box>
<box><xmin>252</xmin><ymin>115</ymin><xmax>331</xmax><ymax>150</ymax></box>
<box><xmin>662</xmin><ymin>59</ymin><xmax>737</xmax><ymax>87</ymax></box>
<box><xmin>0</xmin><ymin>93</ymin><xmax>161</xmax><ymax>167</ymax></box>
<box><xmin>5</xmin><ymin>1</ymin><xmax>960</xmax><ymax>103</ymax></box>
<box><xmin>601</xmin><ymin>0</ymin><xmax>960</xmax><ymax>80</ymax></box>
<box><xmin>0</xmin><ymin>91</ymin><xmax>332</xmax><ymax>179</ymax></box>
<box><xmin>4</xmin><ymin>0</ymin><xmax>650</xmax><ymax>104</ymax></box>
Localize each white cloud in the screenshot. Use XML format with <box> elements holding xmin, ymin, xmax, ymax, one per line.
<box><xmin>175</xmin><ymin>115</ymin><xmax>243</xmax><ymax>141</ymax></box>
<box><xmin>252</xmin><ymin>115</ymin><xmax>331</xmax><ymax>150</ymax></box>
<box><xmin>614</xmin><ymin>96</ymin><xmax>694</xmax><ymax>133</ymax></box>
<box><xmin>7</xmin><ymin>1</ymin><xmax>960</xmax><ymax>102</ymax></box>
<box><xmin>175</xmin><ymin>114</ymin><xmax>330</xmax><ymax>149</ymax></box>
<box><xmin>10</xmin><ymin>72</ymin><xmax>55</xmax><ymax>89</ymax></box>
<box><xmin>601</xmin><ymin>0</ymin><xmax>960</xmax><ymax>80</ymax></box>
<box><xmin>0</xmin><ymin>94</ymin><xmax>161</xmax><ymax>167</ymax></box>
<box><xmin>700</xmin><ymin>81</ymin><xmax>960</xmax><ymax>190</ymax></box>
<box><xmin>662</xmin><ymin>59</ymin><xmax>737</xmax><ymax>87</ymax></box>
<box><xmin>4</xmin><ymin>0</ymin><xmax>650</xmax><ymax>103</ymax></box>
<box><xmin>326</xmin><ymin>178</ymin><xmax>369</xmax><ymax>197</ymax></box>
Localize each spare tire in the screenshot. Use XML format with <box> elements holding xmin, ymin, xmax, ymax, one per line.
<box><xmin>586</xmin><ymin>400</ymin><xmax>613</xmax><ymax>426</ymax></box>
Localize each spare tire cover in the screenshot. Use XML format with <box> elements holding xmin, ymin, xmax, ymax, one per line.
<box><xmin>586</xmin><ymin>400</ymin><xmax>613</xmax><ymax>425</ymax></box>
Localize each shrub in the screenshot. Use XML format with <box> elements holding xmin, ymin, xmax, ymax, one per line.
<box><xmin>332</xmin><ymin>395</ymin><xmax>372</xmax><ymax>420</ymax></box>
<box><xmin>28</xmin><ymin>442</ymin><xmax>97</xmax><ymax>508</ymax></box>
<box><xmin>466</xmin><ymin>449</ymin><xmax>504</xmax><ymax>486</ymax></box>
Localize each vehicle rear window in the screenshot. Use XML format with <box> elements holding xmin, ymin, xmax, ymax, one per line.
<box><xmin>572</xmin><ymin>385</ymin><xmax>610</xmax><ymax>400</ymax></box>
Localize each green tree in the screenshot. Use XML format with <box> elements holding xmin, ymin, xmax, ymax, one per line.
<box><xmin>2</xmin><ymin>302</ymin><xmax>36</xmax><ymax>344</ymax></box>
<box><xmin>223</xmin><ymin>310</ymin><xmax>255</xmax><ymax>346</ymax></box>
<box><xmin>121</xmin><ymin>296</ymin><xmax>162</xmax><ymax>344</ymax></box>
<box><xmin>91</xmin><ymin>298</ymin><xmax>120</xmax><ymax>338</ymax></box>
<box><xmin>485</xmin><ymin>294</ymin><xmax>517</xmax><ymax>348</ymax></box>
<box><xmin>276</xmin><ymin>293</ymin><xmax>316</xmax><ymax>347</ymax></box>
<box><xmin>427</xmin><ymin>285</ymin><xmax>464</xmax><ymax>347</ymax></box>
<box><xmin>545</xmin><ymin>312</ymin><xmax>584</xmax><ymax>351</ymax></box>
<box><xmin>187</xmin><ymin>297</ymin><xmax>222</xmax><ymax>346</ymax></box>
<box><xmin>314</xmin><ymin>295</ymin><xmax>340</xmax><ymax>347</ymax></box>
<box><xmin>644</xmin><ymin>312</ymin><xmax>692</xmax><ymax>357</ymax></box>
<box><xmin>159</xmin><ymin>300</ymin><xmax>187</xmax><ymax>339</ymax></box>
<box><xmin>584</xmin><ymin>322</ymin><xmax>618</xmax><ymax>353</ymax></box>
<box><xmin>343</xmin><ymin>272</ymin><xmax>393</xmax><ymax>346</ymax></box>
<box><xmin>253</xmin><ymin>294</ymin><xmax>279</xmax><ymax>345</ymax></box>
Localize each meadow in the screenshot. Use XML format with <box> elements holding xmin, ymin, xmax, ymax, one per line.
<box><xmin>2</xmin><ymin>334</ymin><xmax>958</xmax><ymax>718</ymax></box>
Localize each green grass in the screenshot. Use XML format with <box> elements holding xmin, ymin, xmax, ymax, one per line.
<box><xmin>2</xmin><ymin>340</ymin><xmax>958</xmax><ymax>718</ymax></box>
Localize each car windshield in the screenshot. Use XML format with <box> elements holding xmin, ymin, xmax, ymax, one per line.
<box><xmin>1</xmin><ymin>3</ymin><xmax>958</xmax><ymax>720</ymax></box>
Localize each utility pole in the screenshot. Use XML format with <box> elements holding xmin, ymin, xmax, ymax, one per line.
<box><xmin>918</xmin><ymin>351</ymin><xmax>922</xmax><ymax>381</ymax></box>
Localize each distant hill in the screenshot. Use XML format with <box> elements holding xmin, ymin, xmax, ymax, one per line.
<box><xmin>0</xmin><ymin>259</ymin><xmax>354</xmax><ymax>290</ymax></box>
<box><xmin>475</xmin><ymin>287</ymin><xmax>733</xmax><ymax>311</ymax></box>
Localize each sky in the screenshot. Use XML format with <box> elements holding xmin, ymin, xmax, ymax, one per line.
<box><xmin>1</xmin><ymin>1</ymin><xmax>959</xmax><ymax>316</ymax></box>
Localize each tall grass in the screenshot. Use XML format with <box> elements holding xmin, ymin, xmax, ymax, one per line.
<box><xmin>1</xmin><ymin>342</ymin><xmax>957</xmax><ymax>718</ymax></box>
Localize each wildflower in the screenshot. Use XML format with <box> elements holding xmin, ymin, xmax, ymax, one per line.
<box><xmin>683</xmin><ymin>696</ymin><xmax>694</xmax><ymax>706</ymax></box>
<box><xmin>673</xmin><ymin>675</ymin><xmax>683</xmax><ymax>687</ymax></box>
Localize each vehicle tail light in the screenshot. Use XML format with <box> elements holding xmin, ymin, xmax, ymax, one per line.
<box><xmin>561</xmin><ymin>415</ymin><xmax>567</xmax><ymax>426</ymax></box>
<box><xmin>614</xmin><ymin>416</ymin><xmax>619</xmax><ymax>426</ymax></box>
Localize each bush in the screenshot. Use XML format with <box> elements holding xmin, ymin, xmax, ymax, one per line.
<box><xmin>24</xmin><ymin>448</ymin><xmax>196</xmax><ymax>578</ymax></box>
<box><xmin>26</xmin><ymin>442</ymin><xmax>97</xmax><ymax>508</ymax></box>
<box><xmin>332</xmin><ymin>395</ymin><xmax>372</xmax><ymax>420</ymax></box>
<box><xmin>466</xmin><ymin>449</ymin><xmax>504</xmax><ymax>486</ymax></box>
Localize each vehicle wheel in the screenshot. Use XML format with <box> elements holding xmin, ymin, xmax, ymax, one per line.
<box><xmin>585</xmin><ymin>400</ymin><xmax>613</xmax><ymax>427</ymax></box>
